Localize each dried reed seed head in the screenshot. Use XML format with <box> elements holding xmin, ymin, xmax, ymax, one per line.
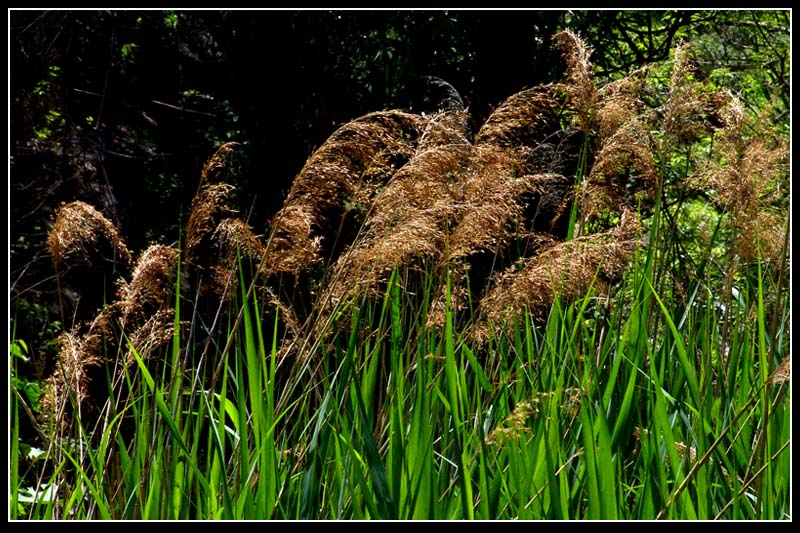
<box><xmin>662</xmin><ymin>41</ymin><xmax>723</xmax><ymax>143</ymax></box>
<box><xmin>204</xmin><ymin>219</ymin><xmax>265</xmax><ymax>304</ymax></box>
<box><xmin>185</xmin><ymin>183</ymin><xmax>237</xmax><ymax>263</ymax></box>
<box><xmin>464</xmin><ymin>144</ymin><xmax>517</xmax><ymax>191</ymax></box>
<box><xmin>475</xmin><ymin>85</ymin><xmax>565</xmax><ymax>148</ymax></box>
<box><xmin>417</xmin><ymin>110</ymin><xmax>472</xmax><ymax>151</ymax></box>
<box><xmin>369</xmin><ymin>144</ymin><xmax>474</xmax><ymax>225</ymax></box>
<box><xmin>213</xmin><ymin>217</ymin><xmax>265</xmax><ymax>265</ymax></box>
<box><xmin>287</xmin><ymin>110</ymin><xmax>426</xmax><ymax>201</ymax></box>
<box><xmin>197</xmin><ymin>141</ymin><xmax>241</xmax><ymax>193</ymax></box>
<box><xmin>347</xmin><ymin>109</ymin><xmax>427</xmax><ymax>142</ymax></box>
<box><xmin>124</xmin><ymin>309</ymin><xmax>178</xmax><ymax>366</ymax></box>
<box><xmin>480</xmin><ymin>211</ymin><xmax>642</xmax><ymax>327</ymax></box>
<box><xmin>588</xmin><ymin>117</ymin><xmax>658</xmax><ymax>203</ymax></box>
<box><xmin>287</xmin><ymin>161</ymin><xmax>357</xmax><ymax>209</ymax></box>
<box><xmin>715</xmin><ymin>90</ymin><xmax>746</xmax><ymax>140</ymax></box>
<box><xmin>40</xmin><ymin>330</ymin><xmax>106</xmax><ymax>421</ymax></box>
<box><xmin>86</xmin><ymin>306</ymin><xmax>116</xmax><ymax>339</ymax></box>
<box><xmin>502</xmin><ymin>132</ymin><xmax>582</xmax><ymax>178</ymax></box>
<box><xmin>452</xmin><ymin>153</ymin><xmax>573</xmax><ymax>252</ymax></box>
<box><xmin>486</xmin><ymin>386</ymin><xmax>585</xmax><ymax>445</ymax></box>
<box><xmin>526</xmin><ymin>173</ymin><xmax>575</xmax><ymax>232</ymax></box>
<box><xmin>703</xmin><ymin>138</ymin><xmax>787</xmax><ymax>215</ymax></box>
<box><xmin>370</xmin><ymin>208</ymin><xmax>447</xmax><ymax>267</ymax></box>
<box><xmin>324</xmin><ymin>170</ymin><xmax>468</xmax><ymax>312</ymax></box>
<box><xmin>57</xmin><ymin>331</ymin><xmax>101</xmax><ymax>397</ymax></box>
<box><xmin>331</xmin><ymin>207</ymin><xmax>450</xmax><ymax>303</ymax></box>
<box><xmin>328</xmin><ymin>144</ymin><xmax>574</xmax><ymax>319</ymax></box>
<box><xmin>47</xmin><ymin>200</ymin><xmax>132</xmax><ymax>271</ymax></box>
<box><xmin>52</xmin><ymin>308</ymin><xmax>117</xmax><ymax>416</ymax></box>
<box><xmin>341</xmin><ymin>144</ymin><xmax>479</xmax><ymax>282</ymax></box>
<box><xmin>266</xmin><ymin>111</ymin><xmax>427</xmax><ymax>276</ymax></box>
<box><xmin>448</xmin><ymin>167</ymin><xmax>547</xmax><ymax>259</ymax></box>
<box><xmin>356</xmin><ymin>142</ymin><xmax>417</xmax><ymax>201</ymax></box>
<box><xmin>553</xmin><ymin>30</ymin><xmax>597</xmax><ymax>131</ymax></box>
<box><xmin>595</xmin><ymin>69</ymin><xmax>649</xmax><ymax>144</ymax></box>
<box><xmin>117</xmin><ymin>244</ymin><xmax>179</xmax><ymax>324</ymax></box>
<box><xmin>258</xmin><ymin>285</ymin><xmax>302</xmax><ymax>340</ymax></box>
<box><xmin>693</xmin><ymin>91</ymin><xmax>789</xmax><ymax>262</ymax></box>
<box><xmin>263</xmin><ymin>203</ymin><xmax>322</xmax><ymax>278</ymax></box>
<box><xmin>37</xmin><ymin>375</ymin><xmax>68</xmax><ymax>433</ymax></box>
<box><xmin>324</xmin><ymin>177</ymin><xmax>468</xmax><ymax>314</ymax></box>
<box><xmin>769</xmin><ymin>355</ymin><xmax>790</xmax><ymax>385</ymax></box>
<box><xmin>269</xmin><ymin>203</ymin><xmax>315</xmax><ymax>246</ymax></box>
<box><xmin>415</xmin><ymin>76</ymin><xmax>466</xmax><ymax>113</ymax></box>
<box><xmin>204</xmin><ymin>263</ymin><xmax>237</xmax><ymax>304</ymax></box>
<box><xmin>735</xmin><ymin>210</ymin><xmax>787</xmax><ymax>263</ymax></box>
<box><xmin>577</xmin><ymin>181</ymin><xmax>621</xmax><ymax>224</ymax></box>
<box><xmin>547</xmin><ymin>135</ymin><xmax>583</xmax><ymax>175</ymax></box>
<box><xmin>486</xmin><ymin>400</ymin><xmax>535</xmax><ymax>445</ymax></box>
<box><xmin>448</xmin><ymin>198</ymin><xmax>521</xmax><ymax>258</ymax></box>
<box><xmin>332</xmin><ymin>144</ymin><xmax>475</xmax><ymax>289</ymax></box>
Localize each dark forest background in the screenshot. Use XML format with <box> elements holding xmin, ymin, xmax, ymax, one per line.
<box><xmin>9</xmin><ymin>9</ymin><xmax>790</xmax><ymax>376</ymax></box>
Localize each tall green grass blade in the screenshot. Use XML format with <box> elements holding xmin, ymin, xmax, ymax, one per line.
<box><xmin>579</xmin><ymin>403</ymin><xmax>600</xmax><ymax>520</ymax></box>
<box><xmin>169</xmin><ymin>249</ymin><xmax>183</xmax><ymax>407</ymax></box>
<box><xmin>594</xmin><ymin>404</ymin><xmax>618</xmax><ymax>519</ymax></box>
<box><xmin>127</xmin><ymin>336</ymin><xmax>214</xmax><ymax>511</ymax></box>
<box><xmin>755</xmin><ymin>250</ymin><xmax>774</xmax><ymax>519</ymax></box>
<box><xmin>58</xmin><ymin>446</ymin><xmax>112</xmax><ymax>520</ymax></box>
<box><xmin>10</xmin><ymin>379</ymin><xmax>20</xmax><ymax>520</ymax></box>
<box><xmin>344</xmin><ymin>306</ymin><xmax>397</xmax><ymax>520</ymax></box>
<box><xmin>443</xmin><ymin>273</ymin><xmax>474</xmax><ymax>519</ymax></box>
<box><xmin>646</xmin><ymin>277</ymin><xmax>700</xmax><ymax>407</ymax></box>
<box><xmin>388</xmin><ymin>271</ymin><xmax>406</xmax><ymax>510</ymax></box>
<box><xmin>408</xmin><ymin>356</ymin><xmax>434</xmax><ymax>520</ymax></box>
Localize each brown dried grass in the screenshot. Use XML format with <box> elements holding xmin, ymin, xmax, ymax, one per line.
<box><xmin>205</xmin><ymin>217</ymin><xmax>266</xmax><ymax>302</ymax></box>
<box><xmin>475</xmin><ymin>85</ymin><xmax>565</xmax><ymax>148</ymax></box>
<box><xmin>595</xmin><ymin>67</ymin><xmax>650</xmax><ymax>142</ymax></box>
<box><xmin>47</xmin><ymin>200</ymin><xmax>132</xmax><ymax>271</ymax></box>
<box><xmin>42</xmin><ymin>244</ymin><xmax>182</xmax><ymax>431</ymax></box>
<box><xmin>662</xmin><ymin>41</ymin><xmax>722</xmax><ymax>143</ymax></box>
<box><xmin>263</xmin><ymin>110</ymin><xmax>427</xmax><ymax>279</ymax></box>
<box><xmin>586</xmin><ymin>117</ymin><xmax>657</xmax><ymax>208</ymax></box>
<box><xmin>116</xmin><ymin>244</ymin><xmax>179</xmax><ymax>326</ymax></box>
<box><xmin>195</xmin><ymin>141</ymin><xmax>241</xmax><ymax>194</ymax></box>
<box><xmin>40</xmin><ymin>331</ymin><xmax>102</xmax><ymax>416</ymax></box>
<box><xmin>553</xmin><ymin>29</ymin><xmax>597</xmax><ymax>131</ymax></box>
<box><xmin>39</xmin><ymin>32</ymin><xmax>676</xmax><ymax>435</ymax></box>
<box><xmin>39</xmin><ymin>310</ymin><xmax>115</xmax><ymax>429</ymax></box>
<box><xmin>185</xmin><ymin>183</ymin><xmax>237</xmax><ymax>265</ymax></box>
<box><xmin>323</xmin><ymin>143</ymin><xmax>472</xmax><ymax>308</ymax></box>
<box><xmin>417</xmin><ymin>110</ymin><xmax>471</xmax><ymax>151</ymax></box>
<box><xmin>117</xmin><ymin>250</ymin><xmax>182</xmax><ymax>370</ymax></box>
<box><xmin>770</xmin><ymin>355</ymin><xmax>791</xmax><ymax>385</ymax></box>
<box><xmin>262</xmin><ymin>203</ymin><xmax>322</xmax><ymax>279</ymax></box>
<box><xmin>450</xmin><ymin>169</ymin><xmax>573</xmax><ymax>260</ymax></box>
<box><xmin>477</xmin><ymin>210</ymin><xmax>642</xmax><ymax>339</ymax></box>
<box><xmin>693</xmin><ymin>93</ymin><xmax>789</xmax><ymax>262</ymax></box>
<box><xmin>123</xmin><ymin>308</ymin><xmax>178</xmax><ymax>366</ymax></box>
<box><xmin>321</xmin><ymin>88</ymin><xmax>581</xmax><ymax>331</ymax></box>
<box><xmin>212</xmin><ymin>218</ymin><xmax>265</xmax><ymax>266</ymax></box>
